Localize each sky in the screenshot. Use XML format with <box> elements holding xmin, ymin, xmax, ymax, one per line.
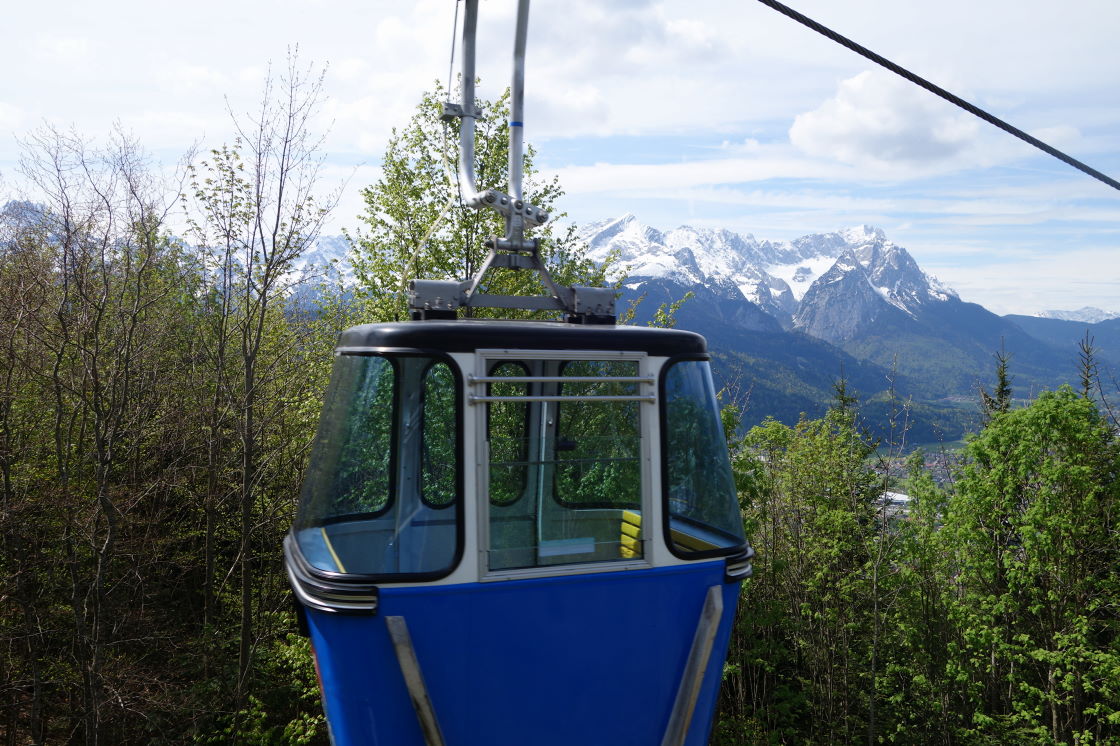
<box><xmin>1</xmin><ymin>0</ymin><xmax>1118</xmax><ymax>316</ymax></box>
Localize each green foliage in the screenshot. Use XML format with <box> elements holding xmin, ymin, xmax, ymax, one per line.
<box><xmin>651</xmin><ymin>291</ymin><xmax>694</xmax><ymax>329</ymax></box>
<box><xmin>194</xmin><ymin>635</ymin><xmax>325</xmax><ymax>746</ymax></box>
<box><xmin>1</xmin><ymin>62</ymin><xmax>336</xmax><ymax>744</ymax></box>
<box><xmin>980</xmin><ymin>345</ymin><xmax>1014</xmax><ymax>421</ymax></box>
<box><xmin>722</xmin><ymin>394</ymin><xmax>885</xmax><ymax>743</ymax></box>
<box><xmin>942</xmin><ymin>386</ymin><xmax>1120</xmax><ymax>743</ymax></box>
<box><xmin>720</xmin><ymin>377</ymin><xmax>1120</xmax><ymax>744</ymax></box>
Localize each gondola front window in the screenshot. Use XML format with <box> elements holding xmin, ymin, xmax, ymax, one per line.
<box><xmin>294</xmin><ymin>354</ymin><xmax>460</xmax><ymax>578</ymax></box>
<box><xmin>662</xmin><ymin>359</ymin><xmax>746</xmax><ymax>557</ymax></box>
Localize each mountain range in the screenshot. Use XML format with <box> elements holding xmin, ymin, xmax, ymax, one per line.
<box><xmin>299</xmin><ymin>216</ymin><xmax>1115</xmax><ymax>445</ymax></box>
<box><xmin>577</xmin><ymin>215</ymin><xmax>1117</xmax><ymax>442</ymax></box>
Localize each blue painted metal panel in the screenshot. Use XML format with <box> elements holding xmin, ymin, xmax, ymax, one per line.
<box><xmin>308</xmin><ymin>562</ymin><xmax>740</xmax><ymax>745</ymax></box>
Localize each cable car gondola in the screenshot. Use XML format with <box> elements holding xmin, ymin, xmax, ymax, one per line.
<box><xmin>284</xmin><ymin>3</ymin><xmax>753</xmax><ymax>744</ymax></box>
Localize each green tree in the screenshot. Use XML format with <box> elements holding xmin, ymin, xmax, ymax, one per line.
<box><xmin>721</xmin><ymin>390</ymin><xmax>887</xmax><ymax>744</ymax></box>
<box><xmin>184</xmin><ymin>54</ymin><xmax>337</xmax><ymax>738</ymax></box>
<box><xmin>875</xmin><ymin>452</ymin><xmax>957</xmax><ymax>742</ymax></box>
<box><xmin>2</xmin><ymin>126</ymin><xmax>206</xmax><ymax>744</ymax></box>
<box><xmin>980</xmin><ymin>344</ymin><xmax>1013</xmax><ymax>422</ymax></box>
<box><xmin>349</xmin><ymin>83</ymin><xmax>606</xmax><ymax>321</ymax></box>
<box><xmin>943</xmin><ymin>386</ymin><xmax>1120</xmax><ymax>743</ymax></box>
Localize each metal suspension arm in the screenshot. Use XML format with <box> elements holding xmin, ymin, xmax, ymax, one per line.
<box><xmin>509</xmin><ymin>0</ymin><xmax>530</xmax><ymax>203</ymax></box>
<box><xmin>416</xmin><ymin>0</ymin><xmax>616</xmax><ymax>323</ymax></box>
<box><xmin>441</xmin><ymin>0</ymin><xmax>548</xmax><ymax>248</ymax></box>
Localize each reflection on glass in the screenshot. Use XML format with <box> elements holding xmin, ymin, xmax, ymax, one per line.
<box><xmin>294</xmin><ymin>354</ymin><xmax>460</xmax><ymax>577</ymax></box>
<box><xmin>488</xmin><ymin>362</ymin><xmax>529</xmax><ymax>506</ymax></box>
<box><xmin>298</xmin><ymin>355</ymin><xmax>395</xmax><ymax>523</ymax></box>
<box><xmin>663</xmin><ymin>360</ymin><xmax>746</xmax><ymax>554</ymax></box>
<box><xmin>555</xmin><ymin>360</ymin><xmax>640</xmax><ymax>509</ymax></box>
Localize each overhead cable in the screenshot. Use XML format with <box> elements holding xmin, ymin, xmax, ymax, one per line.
<box><xmin>755</xmin><ymin>0</ymin><xmax>1120</xmax><ymax>193</ymax></box>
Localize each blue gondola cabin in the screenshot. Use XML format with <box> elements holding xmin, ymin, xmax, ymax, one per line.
<box><xmin>285</xmin><ymin>319</ymin><xmax>753</xmax><ymax>745</ymax></box>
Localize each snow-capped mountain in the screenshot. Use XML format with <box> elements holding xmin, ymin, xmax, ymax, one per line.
<box><xmin>578</xmin><ymin>215</ymin><xmax>1085</xmax><ymax>397</ymax></box>
<box><xmin>285</xmin><ymin>216</ymin><xmax>1103</xmax><ymax>430</ymax></box>
<box><xmin>1038</xmin><ymin>307</ymin><xmax>1119</xmax><ymax>323</ymax></box>
<box><xmin>291</xmin><ymin>234</ymin><xmax>354</xmax><ymax>284</ymax></box>
<box><xmin>580</xmin><ymin>214</ymin><xmax>956</xmax><ymax>334</ymax></box>
<box><xmin>794</xmin><ymin>233</ymin><xmax>958</xmax><ymax>343</ymax></box>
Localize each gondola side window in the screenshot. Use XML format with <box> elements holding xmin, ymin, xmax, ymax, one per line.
<box><xmin>662</xmin><ymin>359</ymin><xmax>746</xmax><ymax>557</ymax></box>
<box><xmin>294</xmin><ymin>354</ymin><xmax>461</xmax><ymax>578</ymax></box>
<box><xmin>298</xmin><ymin>354</ymin><xmax>396</xmax><ymax>525</ymax></box>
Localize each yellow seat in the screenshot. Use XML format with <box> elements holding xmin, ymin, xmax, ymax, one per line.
<box><xmin>620</xmin><ymin>510</ymin><xmax>642</xmax><ymax>558</ymax></box>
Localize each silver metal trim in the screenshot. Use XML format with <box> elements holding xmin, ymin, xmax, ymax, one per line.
<box><xmin>455</xmin><ymin>0</ymin><xmax>482</xmax><ymax>204</ymax></box>
<box><xmin>469</xmin><ymin>394</ymin><xmax>655</xmax><ymax>404</ymax></box>
<box><xmin>283</xmin><ymin>535</ymin><xmax>380</xmax><ymax>614</ymax></box>
<box><xmin>385</xmin><ymin>616</ymin><xmax>446</xmax><ymax>746</ymax></box>
<box><xmin>469</xmin><ymin>375</ymin><xmax>655</xmax><ymax>384</ymax></box>
<box><xmin>415</xmin><ymin>0</ymin><xmax>617</xmax><ymax>321</ymax></box>
<box><xmin>661</xmin><ymin>585</ymin><xmax>724</xmax><ymax>746</ymax></box>
<box><xmin>509</xmin><ymin>0</ymin><xmax>530</xmax><ymax>203</ymax></box>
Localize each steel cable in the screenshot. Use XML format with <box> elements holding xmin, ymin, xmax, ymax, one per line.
<box><xmin>756</xmin><ymin>0</ymin><xmax>1120</xmax><ymax>192</ymax></box>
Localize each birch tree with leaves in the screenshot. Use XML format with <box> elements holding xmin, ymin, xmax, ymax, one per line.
<box><xmin>185</xmin><ymin>53</ymin><xmax>337</xmax><ymax>706</ymax></box>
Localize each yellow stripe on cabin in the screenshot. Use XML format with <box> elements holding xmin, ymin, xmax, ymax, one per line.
<box><xmin>670</xmin><ymin>528</ymin><xmax>718</xmax><ymax>552</ymax></box>
<box><xmin>321</xmin><ymin>526</ymin><xmax>347</xmax><ymax>573</ymax></box>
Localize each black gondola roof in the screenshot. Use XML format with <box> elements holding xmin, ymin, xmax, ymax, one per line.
<box><xmin>337</xmin><ymin>320</ymin><xmax>707</xmax><ymax>356</ymax></box>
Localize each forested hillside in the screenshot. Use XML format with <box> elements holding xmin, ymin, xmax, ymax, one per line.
<box><xmin>716</xmin><ymin>373</ymin><xmax>1120</xmax><ymax>744</ymax></box>
<box><xmin>3</xmin><ymin>71</ymin><xmax>1119</xmax><ymax>745</ymax></box>
<box><xmin>0</xmin><ymin>62</ymin><xmax>342</xmax><ymax>743</ymax></box>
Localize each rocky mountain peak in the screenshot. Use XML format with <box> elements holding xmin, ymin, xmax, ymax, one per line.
<box><xmin>578</xmin><ymin>216</ymin><xmax>957</xmax><ymax>335</ymax></box>
<box><xmin>839</xmin><ymin>224</ymin><xmax>886</xmax><ymax>244</ymax></box>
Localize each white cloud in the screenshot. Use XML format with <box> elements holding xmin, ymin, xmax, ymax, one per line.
<box><xmin>547</xmin><ymin>148</ymin><xmax>856</xmax><ymax>195</ymax></box>
<box><xmin>790</xmin><ymin>70</ymin><xmax>982</xmax><ymax>172</ymax></box>
<box><xmin>32</xmin><ymin>34</ymin><xmax>91</xmax><ymax>63</ymax></box>
<box><xmin>319</xmin><ymin>163</ymin><xmax>383</xmax><ymax>234</ymax></box>
<box><xmin>162</xmin><ymin>64</ymin><xmax>230</xmax><ymax>93</ymax></box>
<box><xmin>931</xmin><ymin>246</ymin><xmax>1120</xmax><ymax>316</ymax></box>
<box><xmin>1</xmin><ymin>0</ymin><xmax>1117</xmax><ymax>317</ymax></box>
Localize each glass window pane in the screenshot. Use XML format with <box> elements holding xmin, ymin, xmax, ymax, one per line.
<box><xmin>295</xmin><ymin>354</ymin><xmax>460</xmax><ymax>578</ymax></box>
<box><xmin>487</xmin><ymin>362</ymin><xmax>529</xmax><ymax>506</ymax></box>
<box><xmin>663</xmin><ymin>360</ymin><xmax>746</xmax><ymax>555</ymax></box>
<box><xmin>297</xmin><ymin>355</ymin><xmax>395</xmax><ymax>526</ymax></box>
<box><xmin>555</xmin><ymin>360</ymin><xmax>641</xmax><ymax>510</ymax></box>
<box><xmin>421</xmin><ymin>362</ymin><xmax>456</xmax><ymax>508</ymax></box>
<box><xmin>487</xmin><ymin>358</ymin><xmax>644</xmax><ymax>571</ymax></box>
